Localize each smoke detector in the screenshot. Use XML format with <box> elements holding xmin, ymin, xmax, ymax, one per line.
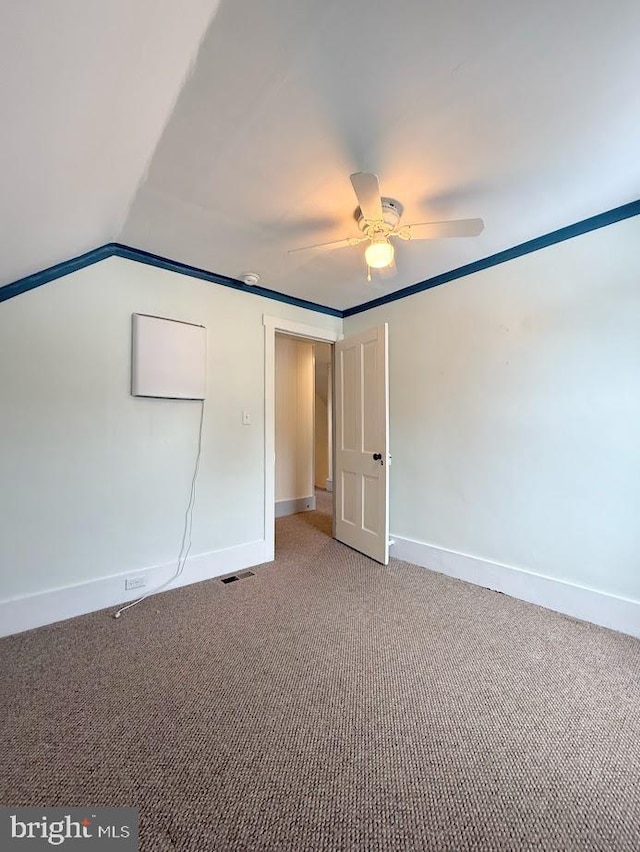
<box><xmin>240</xmin><ymin>272</ymin><xmax>260</xmax><ymax>287</ymax></box>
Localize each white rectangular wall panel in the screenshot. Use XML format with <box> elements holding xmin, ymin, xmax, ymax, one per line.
<box><xmin>132</xmin><ymin>313</ymin><xmax>206</xmax><ymax>400</ymax></box>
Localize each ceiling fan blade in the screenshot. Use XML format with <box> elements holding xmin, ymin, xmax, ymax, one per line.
<box><xmin>288</xmin><ymin>235</ymin><xmax>365</xmax><ymax>255</ymax></box>
<box><xmin>402</xmin><ymin>218</ymin><xmax>484</xmax><ymax>239</ymax></box>
<box><xmin>350</xmin><ymin>172</ymin><xmax>383</xmax><ymax>222</ymax></box>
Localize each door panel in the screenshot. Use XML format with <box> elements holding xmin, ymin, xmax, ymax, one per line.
<box><xmin>340</xmin><ymin>345</ymin><xmax>358</xmax><ymax>451</ymax></box>
<box><xmin>335</xmin><ymin>324</ymin><xmax>389</xmax><ymax>564</ymax></box>
<box><xmin>341</xmin><ymin>470</ymin><xmax>357</xmax><ymax>525</ymax></box>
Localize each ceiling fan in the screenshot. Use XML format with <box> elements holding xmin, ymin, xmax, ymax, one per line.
<box><xmin>289</xmin><ymin>172</ymin><xmax>484</xmax><ymax>280</ymax></box>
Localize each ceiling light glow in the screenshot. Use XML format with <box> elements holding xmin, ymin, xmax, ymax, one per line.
<box><xmin>365</xmin><ymin>238</ymin><xmax>394</xmax><ymax>269</ymax></box>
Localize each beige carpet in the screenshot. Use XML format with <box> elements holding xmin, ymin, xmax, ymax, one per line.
<box><xmin>2</xmin><ymin>492</ymin><xmax>639</xmax><ymax>851</ymax></box>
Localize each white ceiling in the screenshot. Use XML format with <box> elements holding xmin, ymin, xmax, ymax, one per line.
<box><xmin>3</xmin><ymin>0</ymin><xmax>640</xmax><ymax>310</ymax></box>
<box><xmin>0</xmin><ymin>0</ymin><xmax>220</xmax><ymax>286</ymax></box>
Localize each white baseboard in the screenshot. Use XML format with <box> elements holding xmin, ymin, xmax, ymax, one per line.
<box><xmin>0</xmin><ymin>539</ymin><xmax>268</xmax><ymax>638</ymax></box>
<box><xmin>275</xmin><ymin>495</ymin><xmax>316</xmax><ymax>518</ymax></box>
<box><xmin>391</xmin><ymin>536</ymin><xmax>640</xmax><ymax>640</ymax></box>
<box><xmin>325</xmin><ymin>478</ymin><xmax>333</xmax><ymax>493</ymax></box>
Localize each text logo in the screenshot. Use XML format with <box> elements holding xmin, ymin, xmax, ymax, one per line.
<box><xmin>2</xmin><ymin>808</ymin><xmax>138</xmax><ymax>849</ymax></box>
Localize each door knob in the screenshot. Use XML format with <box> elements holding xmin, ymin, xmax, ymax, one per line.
<box><xmin>372</xmin><ymin>453</ymin><xmax>383</xmax><ymax>463</ymax></box>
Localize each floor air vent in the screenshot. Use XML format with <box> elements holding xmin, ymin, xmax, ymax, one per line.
<box><xmin>221</xmin><ymin>571</ymin><xmax>254</xmax><ymax>585</ymax></box>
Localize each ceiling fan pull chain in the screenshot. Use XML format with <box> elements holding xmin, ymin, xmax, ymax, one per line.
<box><xmin>367</xmin><ymin>265</ymin><xmax>372</xmax><ymax>282</ymax></box>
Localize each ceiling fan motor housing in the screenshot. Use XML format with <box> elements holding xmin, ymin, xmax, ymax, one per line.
<box><xmin>356</xmin><ymin>197</ymin><xmax>403</xmax><ymax>233</ymax></box>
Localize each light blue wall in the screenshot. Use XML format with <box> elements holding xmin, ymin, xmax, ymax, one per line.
<box><xmin>0</xmin><ymin>256</ymin><xmax>341</xmax><ymax>603</ymax></box>
<box><xmin>345</xmin><ymin>215</ymin><xmax>640</xmax><ymax>603</ymax></box>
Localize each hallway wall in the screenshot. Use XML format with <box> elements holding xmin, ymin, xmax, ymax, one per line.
<box><xmin>275</xmin><ymin>334</ymin><xmax>315</xmax><ymax>516</ymax></box>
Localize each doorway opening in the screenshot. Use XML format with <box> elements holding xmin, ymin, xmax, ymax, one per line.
<box><xmin>273</xmin><ymin>333</ymin><xmax>334</xmax><ymax>551</ymax></box>
<box><xmin>264</xmin><ymin>315</ymin><xmax>390</xmax><ymax>565</ymax></box>
<box><xmin>273</xmin><ymin>332</ymin><xmax>334</xmax><ymax>525</ymax></box>
<box><xmin>263</xmin><ymin>315</ymin><xmax>341</xmax><ymax>561</ymax></box>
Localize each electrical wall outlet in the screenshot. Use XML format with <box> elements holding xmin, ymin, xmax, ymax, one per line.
<box><xmin>125</xmin><ymin>576</ymin><xmax>146</xmax><ymax>591</ymax></box>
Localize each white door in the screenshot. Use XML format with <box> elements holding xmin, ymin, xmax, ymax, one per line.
<box><xmin>335</xmin><ymin>324</ymin><xmax>389</xmax><ymax>564</ymax></box>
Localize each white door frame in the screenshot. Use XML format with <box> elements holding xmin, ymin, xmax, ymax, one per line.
<box><xmin>263</xmin><ymin>314</ymin><xmax>342</xmax><ymax>561</ymax></box>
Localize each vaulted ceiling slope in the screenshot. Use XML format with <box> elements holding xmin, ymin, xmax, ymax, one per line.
<box><xmin>0</xmin><ymin>0</ymin><xmax>220</xmax><ymax>287</ymax></box>
<box><xmin>120</xmin><ymin>0</ymin><xmax>640</xmax><ymax>309</ymax></box>
<box><xmin>2</xmin><ymin>0</ymin><xmax>640</xmax><ymax>311</ymax></box>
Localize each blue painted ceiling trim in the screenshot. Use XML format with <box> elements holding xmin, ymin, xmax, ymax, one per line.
<box><xmin>0</xmin><ymin>244</ymin><xmax>116</xmax><ymax>304</ymax></box>
<box><xmin>1</xmin><ymin>198</ymin><xmax>639</xmax><ymax>316</ymax></box>
<box><xmin>110</xmin><ymin>244</ymin><xmax>342</xmax><ymax>317</ymax></box>
<box><xmin>343</xmin><ymin>198</ymin><xmax>640</xmax><ymax>317</ymax></box>
<box><xmin>0</xmin><ymin>241</ymin><xmax>341</xmax><ymax>317</ymax></box>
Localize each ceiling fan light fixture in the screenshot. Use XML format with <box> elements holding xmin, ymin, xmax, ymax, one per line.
<box><xmin>365</xmin><ymin>238</ymin><xmax>394</xmax><ymax>269</ymax></box>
